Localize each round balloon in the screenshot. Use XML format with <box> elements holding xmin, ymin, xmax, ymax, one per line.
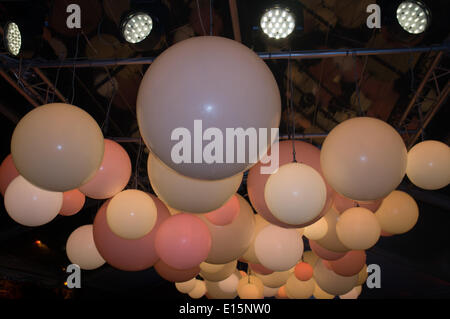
<box><xmin>320</xmin><ymin>117</ymin><xmax>407</xmax><ymax>201</ymax></box>
<box><xmin>315</xmin><ymin>207</ymin><xmax>350</xmax><ymax>253</ymax></box>
<box><xmin>60</xmin><ymin>189</ymin><xmax>85</xmax><ymax>216</ymax></box>
<box><xmin>148</xmin><ymin>152</ymin><xmax>243</xmax><ymax>213</ymax></box>
<box><xmin>11</xmin><ymin>103</ymin><xmax>104</xmax><ymax>192</ymax></box>
<box><xmin>314</xmin><ymin>259</ymin><xmax>358</xmax><ymax>296</ymax></box>
<box><xmin>204</xmin><ymin>195</ymin><xmax>240</xmax><ymax>226</ymax></box>
<box><xmin>200</xmin><ymin>260</ymin><xmax>237</xmax><ymax>282</ymax></box>
<box><xmin>303</xmin><ymin>217</ymin><xmax>328</xmax><ymax>241</ymax></box>
<box><xmin>406</xmin><ymin>140</ymin><xmax>450</xmax><ymax>190</ymax></box>
<box><xmin>137</xmin><ymin>36</ymin><xmax>281</xmax><ymax>180</ymax></box>
<box><xmin>294</xmin><ymin>262</ymin><xmax>314</xmax><ymax>281</ymax></box>
<box><xmin>241</xmin><ymin>214</ymin><xmax>270</xmax><ymax>264</ymax></box>
<box><xmin>333</xmin><ymin>192</ymin><xmax>383</xmax><ymax>213</ymax></box>
<box><xmin>309</xmin><ymin>240</ymin><xmax>347</xmax><ymax>261</ymax></box>
<box><xmin>188</xmin><ymin>280</ymin><xmax>207</xmax><ymax>299</ymax></box>
<box><xmin>175</xmin><ymin>278</ymin><xmax>197</xmax><ymax>294</ymax></box>
<box><xmin>154</xmin><ymin>259</ymin><xmax>200</xmax><ymax>282</ymax></box>
<box><xmin>66</xmin><ymin>225</ymin><xmax>105</xmax><ymax>270</ymax></box>
<box><xmin>249</xmin><ymin>263</ymin><xmax>274</xmax><ymax>275</ymax></box>
<box><xmin>79</xmin><ymin>139</ymin><xmax>131</xmax><ymax>199</ymax></box>
<box><xmin>285</xmin><ymin>275</ymin><xmax>315</xmax><ymax>299</ymax></box>
<box><xmin>328</xmin><ymin>250</ymin><xmax>366</xmax><ymax>277</ymax></box>
<box><xmin>339</xmin><ymin>285</ymin><xmax>362</xmax><ymax>299</ymax></box>
<box><xmin>0</xmin><ymin>154</ymin><xmax>19</xmax><ymax>196</ymax></box>
<box><xmin>5</xmin><ymin>176</ymin><xmax>63</xmax><ymax>226</ymax></box>
<box><xmin>263</xmin><ymin>285</ymin><xmax>279</xmax><ymax>297</ymax></box>
<box><xmin>255</xmin><ymin>269</ymin><xmax>293</xmax><ymax>288</ymax></box>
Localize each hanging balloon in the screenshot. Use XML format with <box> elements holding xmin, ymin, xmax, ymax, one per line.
<box><xmin>339</xmin><ymin>285</ymin><xmax>362</xmax><ymax>299</ymax></box>
<box><xmin>336</xmin><ymin>207</ymin><xmax>381</xmax><ymax>250</ymax></box>
<box><xmin>204</xmin><ymin>195</ymin><xmax>240</xmax><ymax>226</ymax></box>
<box><xmin>66</xmin><ymin>225</ymin><xmax>105</xmax><ymax>270</ymax></box>
<box><xmin>285</xmin><ymin>275</ymin><xmax>315</xmax><ymax>299</ymax></box>
<box><xmin>320</xmin><ymin>117</ymin><xmax>407</xmax><ymax>201</ymax></box>
<box><xmin>328</xmin><ymin>250</ymin><xmax>366</xmax><ymax>277</ymax></box>
<box><xmin>148</xmin><ymin>153</ymin><xmax>243</xmax><ymax>213</ymax></box>
<box><xmin>294</xmin><ymin>262</ymin><xmax>314</xmax><ymax>281</ymax></box>
<box><xmin>315</xmin><ymin>207</ymin><xmax>350</xmax><ymax>253</ymax></box>
<box><xmin>4</xmin><ymin>176</ymin><xmax>62</xmax><ymax>227</ymax></box>
<box><xmin>200</xmin><ymin>260</ymin><xmax>237</xmax><ymax>282</ymax></box>
<box><xmin>11</xmin><ymin>103</ymin><xmax>104</xmax><ymax>192</ymax></box>
<box><xmin>200</xmin><ymin>195</ymin><xmax>255</xmax><ymax>264</ymax></box>
<box><xmin>59</xmin><ymin>189</ymin><xmax>85</xmax><ymax>216</ymax></box>
<box><xmin>309</xmin><ymin>240</ymin><xmax>347</xmax><ymax>261</ymax></box>
<box><xmin>93</xmin><ymin>194</ymin><xmax>170</xmax><ymax>271</ymax></box>
<box><xmin>303</xmin><ymin>217</ymin><xmax>328</xmax><ymax>241</ymax></box>
<box><xmin>375</xmin><ymin>190</ymin><xmax>419</xmax><ymax>235</ymax></box>
<box><xmin>314</xmin><ymin>259</ymin><xmax>358</xmax><ymax>296</ymax></box>
<box><xmin>79</xmin><ymin>139</ymin><xmax>132</xmax><ymax>199</ymax></box>
<box><xmin>333</xmin><ymin>192</ymin><xmax>383</xmax><ymax>213</ymax></box>
<box><xmin>248</xmin><ymin>140</ymin><xmax>334</xmax><ymax>228</ymax></box>
<box><xmin>255</xmin><ymin>269</ymin><xmax>293</xmax><ymax>288</ymax></box>
<box><xmin>175</xmin><ymin>278</ymin><xmax>197</xmax><ymax>294</ymax></box>
<box><xmin>263</xmin><ymin>285</ymin><xmax>279</xmax><ymax>297</ymax></box>
<box><xmin>205</xmin><ymin>271</ymin><xmax>241</xmax><ymax>299</ymax></box>
<box><xmin>154</xmin><ymin>259</ymin><xmax>201</xmax><ymax>283</ymax></box>
<box><xmin>312</xmin><ymin>279</ymin><xmax>335</xmax><ymax>299</ymax></box>
<box><xmin>237</xmin><ymin>275</ymin><xmax>264</xmax><ymax>299</ymax></box>
<box><xmin>155</xmin><ymin>213</ymin><xmax>212</xmax><ymax>270</ymax></box>
<box><xmin>406</xmin><ymin>140</ymin><xmax>450</xmax><ymax>190</ymax></box>
<box><xmin>241</xmin><ymin>214</ymin><xmax>270</xmax><ymax>264</ymax></box>
<box><xmin>276</xmin><ymin>286</ymin><xmax>289</xmax><ymax>299</ymax></box>
<box><xmin>249</xmin><ymin>263</ymin><xmax>274</xmax><ymax>276</ymax></box>
<box><xmin>0</xmin><ymin>154</ymin><xmax>19</xmax><ymax>196</ymax></box>
<box><xmin>188</xmin><ymin>280</ymin><xmax>207</xmax><ymax>299</ymax></box>
<box><xmin>137</xmin><ymin>36</ymin><xmax>281</xmax><ymax>180</ymax></box>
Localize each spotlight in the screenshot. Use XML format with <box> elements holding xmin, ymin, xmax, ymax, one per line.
<box><xmin>4</xmin><ymin>21</ymin><xmax>22</xmax><ymax>56</ymax></box>
<box><xmin>260</xmin><ymin>7</ymin><xmax>296</xmax><ymax>39</ymax></box>
<box><xmin>121</xmin><ymin>12</ymin><xmax>153</xmax><ymax>44</ymax></box>
<box><xmin>396</xmin><ymin>1</ymin><xmax>430</xmax><ymax>34</ymax></box>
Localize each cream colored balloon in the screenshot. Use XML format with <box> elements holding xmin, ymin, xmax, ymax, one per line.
<box><xmin>314</xmin><ymin>259</ymin><xmax>358</xmax><ymax>296</ymax></box>
<box><xmin>406</xmin><ymin>140</ymin><xmax>450</xmax><ymax>190</ymax></box>
<box><xmin>241</xmin><ymin>214</ymin><xmax>270</xmax><ymax>264</ymax></box>
<box><xmin>263</xmin><ymin>285</ymin><xmax>279</xmax><ymax>297</ymax></box>
<box><xmin>285</xmin><ymin>274</ymin><xmax>315</xmax><ymax>299</ymax></box>
<box><xmin>4</xmin><ymin>176</ymin><xmax>63</xmax><ymax>227</ymax></box>
<box><xmin>237</xmin><ymin>275</ymin><xmax>264</xmax><ymax>295</ymax></box>
<box><xmin>255</xmin><ymin>269</ymin><xmax>293</xmax><ymax>288</ymax></box>
<box><xmin>66</xmin><ymin>225</ymin><xmax>105</xmax><ymax>270</ymax></box>
<box><xmin>339</xmin><ymin>285</ymin><xmax>362</xmax><ymax>299</ymax></box>
<box><xmin>304</xmin><ymin>217</ymin><xmax>328</xmax><ymax>241</ymax></box>
<box><xmin>106</xmin><ymin>189</ymin><xmax>157</xmax><ymax>240</ymax></box>
<box><xmin>206</xmin><ymin>271</ymin><xmax>241</xmax><ymax>299</ymax></box>
<box><xmin>188</xmin><ymin>280</ymin><xmax>207</xmax><ymax>299</ymax></box>
<box><xmin>316</xmin><ymin>207</ymin><xmax>349</xmax><ymax>253</ymax></box>
<box><xmin>320</xmin><ymin>117</ymin><xmax>407</xmax><ymax>201</ymax></box>
<box><xmin>175</xmin><ymin>278</ymin><xmax>197</xmax><ymax>294</ymax></box>
<box><xmin>357</xmin><ymin>265</ymin><xmax>368</xmax><ymax>286</ymax></box>
<box><xmin>265</xmin><ymin>163</ymin><xmax>327</xmax><ymax>225</ymax></box>
<box><xmin>238</xmin><ymin>283</ymin><xmax>263</xmax><ymax>299</ymax></box>
<box><xmin>148</xmin><ymin>152</ymin><xmax>243</xmax><ymax>213</ymax></box>
<box><xmin>200</xmin><ymin>195</ymin><xmax>255</xmax><ymax>264</ymax></box>
<box><xmin>255</xmin><ymin>225</ymin><xmax>303</xmax><ymax>271</ymax></box>
<box><xmin>302</xmin><ymin>250</ymin><xmax>319</xmax><ymax>267</ymax></box>
<box><xmin>217</xmin><ymin>271</ymin><xmax>241</xmax><ymax>294</ymax></box>
<box><xmin>313</xmin><ymin>280</ymin><xmax>335</xmax><ymax>299</ymax></box>
<box><xmin>336</xmin><ymin>207</ymin><xmax>381</xmax><ymax>250</ymax></box>
<box><xmin>375</xmin><ymin>190</ymin><xmax>419</xmax><ymax>235</ymax></box>
<box><xmin>11</xmin><ymin>103</ymin><xmax>104</xmax><ymax>192</ymax></box>
<box><xmin>200</xmin><ymin>260</ymin><xmax>237</xmax><ymax>282</ymax></box>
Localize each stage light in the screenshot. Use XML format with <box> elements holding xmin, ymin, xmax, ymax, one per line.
<box><xmin>121</xmin><ymin>12</ymin><xmax>153</xmax><ymax>44</ymax></box>
<box><xmin>260</xmin><ymin>7</ymin><xmax>295</xmax><ymax>39</ymax></box>
<box><xmin>396</xmin><ymin>1</ymin><xmax>430</xmax><ymax>34</ymax></box>
<box><xmin>4</xmin><ymin>22</ymin><xmax>22</xmax><ymax>56</ymax></box>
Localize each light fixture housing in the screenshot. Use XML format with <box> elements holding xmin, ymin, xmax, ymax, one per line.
<box><xmin>396</xmin><ymin>1</ymin><xmax>431</xmax><ymax>34</ymax></box>
<box><xmin>260</xmin><ymin>7</ymin><xmax>296</xmax><ymax>39</ymax></box>
<box><xmin>121</xmin><ymin>12</ymin><xmax>153</xmax><ymax>44</ymax></box>
<box><xmin>4</xmin><ymin>21</ymin><xmax>22</xmax><ymax>56</ymax></box>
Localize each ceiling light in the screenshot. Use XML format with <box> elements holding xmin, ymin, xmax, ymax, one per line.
<box><xmin>260</xmin><ymin>7</ymin><xmax>295</xmax><ymax>39</ymax></box>
<box><xmin>4</xmin><ymin>22</ymin><xmax>22</xmax><ymax>56</ymax></box>
<box><xmin>396</xmin><ymin>1</ymin><xmax>430</xmax><ymax>34</ymax></box>
<box><xmin>121</xmin><ymin>12</ymin><xmax>153</xmax><ymax>44</ymax></box>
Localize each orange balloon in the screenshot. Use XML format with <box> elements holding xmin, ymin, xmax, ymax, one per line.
<box><xmin>309</xmin><ymin>240</ymin><xmax>347</xmax><ymax>261</ymax></box>
<box><xmin>333</xmin><ymin>192</ymin><xmax>383</xmax><ymax>213</ymax></box>
<box><xmin>248</xmin><ymin>140</ymin><xmax>334</xmax><ymax>228</ymax></box>
<box><xmin>328</xmin><ymin>250</ymin><xmax>366</xmax><ymax>277</ymax></box>
<box><xmin>276</xmin><ymin>286</ymin><xmax>288</xmax><ymax>299</ymax></box>
<box><xmin>60</xmin><ymin>189</ymin><xmax>85</xmax><ymax>216</ymax></box>
<box><xmin>0</xmin><ymin>154</ymin><xmax>19</xmax><ymax>196</ymax></box>
<box><xmin>294</xmin><ymin>262</ymin><xmax>314</xmax><ymax>281</ymax></box>
<box><xmin>204</xmin><ymin>195</ymin><xmax>240</xmax><ymax>226</ymax></box>
<box><xmin>79</xmin><ymin>139</ymin><xmax>131</xmax><ymax>199</ymax></box>
<box><xmin>154</xmin><ymin>259</ymin><xmax>200</xmax><ymax>283</ymax></box>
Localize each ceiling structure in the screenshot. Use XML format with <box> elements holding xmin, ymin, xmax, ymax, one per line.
<box><xmin>0</xmin><ymin>0</ymin><xmax>449</xmax><ymax>299</ymax></box>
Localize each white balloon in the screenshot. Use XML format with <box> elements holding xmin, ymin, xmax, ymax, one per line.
<box><xmin>66</xmin><ymin>225</ymin><xmax>105</xmax><ymax>270</ymax></box>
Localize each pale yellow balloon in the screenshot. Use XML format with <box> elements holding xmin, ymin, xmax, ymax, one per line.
<box><xmin>263</xmin><ymin>285</ymin><xmax>279</xmax><ymax>297</ymax></box>
<box><xmin>265</xmin><ymin>163</ymin><xmax>327</xmax><ymax>225</ymax></box>
<box><xmin>375</xmin><ymin>190</ymin><xmax>419</xmax><ymax>235</ymax></box>
<box><xmin>313</xmin><ymin>280</ymin><xmax>335</xmax><ymax>299</ymax></box>
<box><xmin>320</xmin><ymin>117</ymin><xmax>407</xmax><ymax>201</ymax></box>
<box><xmin>357</xmin><ymin>264</ymin><xmax>368</xmax><ymax>286</ymax></box>
<box><xmin>4</xmin><ymin>176</ymin><xmax>63</xmax><ymax>227</ymax></box>
<box><xmin>200</xmin><ymin>260</ymin><xmax>237</xmax><ymax>282</ymax></box>
<box><xmin>406</xmin><ymin>140</ymin><xmax>450</xmax><ymax>190</ymax></box>
<box><xmin>206</xmin><ymin>271</ymin><xmax>241</xmax><ymax>299</ymax></box>
<box><xmin>254</xmin><ymin>224</ymin><xmax>303</xmax><ymax>272</ymax></box>
<box><xmin>188</xmin><ymin>280</ymin><xmax>207</xmax><ymax>299</ymax></box>
<box><xmin>302</xmin><ymin>250</ymin><xmax>319</xmax><ymax>267</ymax></box>
<box><xmin>314</xmin><ymin>259</ymin><xmax>358</xmax><ymax>296</ymax></box>
<box><xmin>11</xmin><ymin>103</ymin><xmax>104</xmax><ymax>192</ymax></box>
<box><xmin>241</xmin><ymin>214</ymin><xmax>270</xmax><ymax>264</ymax></box>
<box><xmin>217</xmin><ymin>271</ymin><xmax>242</xmax><ymax>294</ymax></box>
<box><xmin>106</xmin><ymin>189</ymin><xmax>157</xmax><ymax>239</ymax></box>
<box><xmin>339</xmin><ymin>285</ymin><xmax>362</xmax><ymax>299</ymax></box>
<box><xmin>316</xmin><ymin>207</ymin><xmax>349</xmax><ymax>253</ymax></box>
<box><xmin>147</xmin><ymin>152</ymin><xmax>243</xmax><ymax>213</ymax></box>
<box><xmin>285</xmin><ymin>274</ymin><xmax>315</xmax><ymax>299</ymax></box>
<box><xmin>255</xmin><ymin>268</ymin><xmax>293</xmax><ymax>288</ymax></box>
<box><xmin>175</xmin><ymin>278</ymin><xmax>197</xmax><ymax>294</ymax></box>
<box><xmin>237</xmin><ymin>275</ymin><xmax>264</xmax><ymax>295</ymax></box>
<box><xmin>336</xmin><ymin>207</ymin><xmax>381</xmax><ymax>250</ymax></box>
<box><xmin>238</xmin><ymin>283</ymin><xmax>263</xmax><ymax>299</ymax></box>
<box><xmin>66</xmin><ymin>225</ymin><xmax>105</xmax><ymax>270</ymax></box>
<box><xmin>304</xmin><ymin>217</ymin><xmax>328</xmax><ymax>241</ymax></box>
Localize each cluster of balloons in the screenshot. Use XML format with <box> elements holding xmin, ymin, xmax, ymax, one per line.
<box><xmin>0</xmin><ymin>36</ymin><xmax>449</xmax><ymax>299</ymax></box>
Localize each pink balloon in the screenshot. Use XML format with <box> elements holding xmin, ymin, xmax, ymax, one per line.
<box><xmin>154</xmin><ymin>259</ymin><xmax>200</xmax><ymax>282</ymax></box>
<box><xmin>204</xmin><ymin>195</ymin><xmax>240</xmax><ymax>226</ymax></box>
<box><xmin>0</xmin><ymin>154</ymin><xmax>19</xmax><ymax>196</ymax></box>
<box><xmin>93</xmin><ymin>193</ymin><xmax>170</xmax><ymax>271</ymax></box>
<box><xmin>155</xmin><ymin>213</ymin><xmax>212</xmax><ymax>270</ymax></box>
<box><xmin>59</xmin><ymin>189</ymin><xmax>86</xmax><ymax>216</ymax></box>
<box><xmin>328</xmin><ymin>250</ymin><xmax>366</xmax><ymax>277</ymax></box>
<box><xmin>309</xmin><ymin>240</ymin><xmax>347</xmax><ymax>261</ymax></box>
<box><xmin>333</xmin><ymin>192</ymin><xmax>383</xmax><ymax>213</ymax></box>
<box><xmin>248</xmin><ymin>140</ymin><xmax>334</xmax><ymax>228</ymax></box>
<box><xmin>249</xmin><ymin>263</ymin><xmax>274</xmax><ymax>275</ymax></box>
<box><xmin>79</xmin><ymin>139</ymin><xmax>132</xmax><ymax>199</ymax></box>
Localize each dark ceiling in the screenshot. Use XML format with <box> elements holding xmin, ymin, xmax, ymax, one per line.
<box><xmin>0</xmin><ymin>0</ymin><xmax>449</xmax><ymax>299</ymax></box>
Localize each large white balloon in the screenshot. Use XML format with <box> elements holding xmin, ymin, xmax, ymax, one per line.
<box><xmin>66</xmin><ymin>225</ymin><xmax>105</xmax><ymax>270</ymax></box>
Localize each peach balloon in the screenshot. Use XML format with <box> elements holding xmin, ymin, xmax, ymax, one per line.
<box><xmin>154</xmin><ymin>259</ymin><xmax>200</xmax><ymax>282</ymax></box>
<box><xmin>255</xmin><ymin>269</ymin><xmax>293</xmax><ymax>288</ymax></box>
<box><xmin>238</xmin><ymin>283</ymin><xmax>263</xmax><ymax>299</ymax></box>
<box><xmin>60</xmin><ymin>189</ymin><xmax>85</xmax><ymax>216</ymax></box>
<box><xmin>79</xmin><ymin>139</ymin><xmax>131</xmax><ymax>199</ymax></box>
<box><xmin>237</xmin><ymin>275</ymin><xmax>264</xmax><ymax>299</ymax></box>
<box><xmin>248</xmin><ymin>140</ymin><xmax>334</xmax><ymax>228</ymax></box>
<box><xmin>336</xmin><ymin>207</ymin><xmax>381</xmax><ymax>250</ymax></box>
<box><xmin>316</xmin><ymin>207</ymin><xmax>350</xmax><ymax>253</ymax></box>
<box><xmin>339</xmin><ymin>285</ymin><xmax>362</xmax><ymax>299</ymax></box>
<box><xmin>276</xmin><ymin>286</ymin><xmax>288</xmax><ymax>299</ymax></box>
<box><xmin>286</xmin><ymin>275</ymin><xmax>315</xmax><ymax>299</ymax></box>
<box><xmin>66</xmin><ymin>225</ymin><xmax>105</xmax><ymax>270</ymax></box>
<box><xmin>148</xmin><ymin>152</ymin><xmax>243</xmax><ymax>213</ymax></box>
<box><xmin>314</xmin><ymin>259</ymin><xmax>358</xmax><ymax>296</ymax></box>
<box><xmin>263</xmin><ymin>285</ymin><xmax>279</xmax><ymax>297</ymax></box>
<box><xmin>375</xmin><ymin>190</ymin><xmax>419</xmax><ymax>235</ymax></box>
<box><xmin>309</xmin><ymin>240</ymin><xmax>347</xmax><ymax>261</ymax></box>
<box><xmin>250</xmin><ymin>263</ymin><xmax>274</xmax><ymax>275</ymax></box>
<box><xmin>4</xmin><ymin>176</ymin><xmax>62</xmax><ymax>227</ymax></box>
<box><xmin>155</xmin><ymin>213</ymin><xmax>212</xmax><ymax>270</ymax></box>
<box><xmin>11</xmin><ymin>103</ymin><xmax>104</xmax><ymax>192</ymax></box>
<box><xmin>93</xmin><ymin>194</ymin><xmax>170</xmax><ymax>271</ymax></box>
<box><xmin>241</xmin><ymin>214</ymin><xmax>270</xmax><ymax>264</ymax></box>
<box><xmin>264</xmin><ymin>162</ymin><xmax>327</xmax><ymax>226</ymax></box>
<box><xmin>206</xmin><ymin>271</ymin><xmax>242</xmax><ymax>299</ymax></box>
<box><xmin>406</xmin><ymin>140</ymin><xmax>450</xmax><ymax>190</ymax></box>
<box><xmin>188</xmin><ymin>280</ymin><xmax>207</xmax><ymax>299</ymax></box>
<box><xmin>200</xmin><ymin>260</ymin><xmax>237</xmax><ymax>282</ymax></box>
<box><xmin>333</xmin><ymin>192</ymin><xmax>382</xmax><ymax>213</ymax></box>
<box><xmin>357</xmin><ymin>265</ymin><xmax>368</xmax><ymax>285</ymax></box>
<box><xmin>175</xmin><ymin>278</ymin><xmax>197</xmax><ymax>294</ymax></box>
<box><xmin>320</xmin><ymin>117</ymin><xmax>407</xmax><ymax>201</ymax></box>
<box><xmin>329</xmin><ymin>250</ymin><xmax>366</xmax><ymax>277</ymax></box>
<box><xmin>204</xmin><ymin>195</ymin><xmax>240</xmax><ymax>226</ymax></box>
<box><xmin>303</xmin><ymin>216</ymin><xmax>328</xmax><ymax>241</ymax></box>
<box><xmin>294</xmin><ymin>262</ymin><xmax>314</xmax><ymax>281</ymax></box>
<box><xmin>313</xmin><ymin>280</ymin><xmax>335</xmax><ymax>299</ymax></box>
<box><xmin>0</xmin><ymin>154</ymin><xmax>19</xmax><ymax>196</ymax></box>
<box><xmin>106</xmin><ymin>189</ymin><xmax>157</xmax><ymax>240</ymax></box>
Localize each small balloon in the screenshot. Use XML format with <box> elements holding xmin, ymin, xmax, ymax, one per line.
<box><xmin>60</xmin><ymin>189</ymin><xmax>85</xmax><ymax>216</ymax></box>
<box><xmin>66</xmin><ymin>225</ymin><xmax>105</xmax><ymax>270</ymax></box>
<box><xmin>0</xmin><ymin>154</ymin><xmax>19</xmax><ymax>196</ymax></box>
<box><xmin>328</xmin><ymin>250</ymin><xmax>366</xmax><ymax>277</ymax></box>
<box><xmin>154</xmin><ymin>259</ymin><xmax>200</xmax><ymax>282</ymax></box>
<box><xmin>255</xmin><ymin>268</ymin><xmax>293</xmax><ymax>288</ymax></box>
<box><xmin>188</xmin><ymin>280</ymin><xmax>207</xmax><ymax>299</ymax></box>
<box><xmin>294</xmin><ymin>262</ymin><xmax>314</xmax><ymax>281</ymax></box>
<box><xmin>175</xmin><ymin>278</ymin><xmax>197</xmax><ymax>294</ymax></box>
<box><xmin>204</xmin><ymin>195</ymin><xmax>240</xmax><ymax>226</ymax></box>
<box><xmin>285</xmin><ymin>275</ymin><xmax>315</xmax><ymax>299</ymax></box>
<box><xmin>314</xmin><ymin>259</ymin><xmax>358</xmax><ymax>296</ymax></box>
<box><xmin>333</xmin><ymin>192</ymin><xmax>382</xmax><ymax>213</ymax></box>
